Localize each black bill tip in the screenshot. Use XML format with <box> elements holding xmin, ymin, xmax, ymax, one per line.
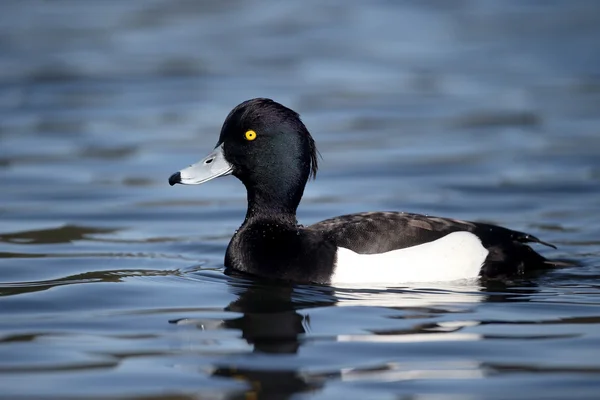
<box><xmin>168</xmin><ymin>172</ymin><xmax>181</xmax><ymax>186</ymax></box>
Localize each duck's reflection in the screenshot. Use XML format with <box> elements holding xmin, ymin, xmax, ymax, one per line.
<box><xmin>221</xmin><ymin>283</ymin><xmax>314</xmax><ymax>354</ymax></box>
<box><xmin>175</xmin><ymin>276</ymin><xmax>546</xmax><ymax>399</ymax></box>
<box><xmin>209</xmin><ymin>280</ymin><xmax>335</xmax><ymax>399</ymax></box>
<box><xmin>211</xmin><ymin>365</ymin><xmax>316</xmax><ymax>400</ymax></box>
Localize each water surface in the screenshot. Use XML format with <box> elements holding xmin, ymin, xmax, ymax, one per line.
<box><xmin>1</xmin><ymin>1</ymin><xmax>600</xmax><ymax>399</ymax></box>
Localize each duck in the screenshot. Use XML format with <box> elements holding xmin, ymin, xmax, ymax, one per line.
<box><xmin>168</xmin><ymin>98</ymin><xmax>559</xmax><ymax>285</ymax></box>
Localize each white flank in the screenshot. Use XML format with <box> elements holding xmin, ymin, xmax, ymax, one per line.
<box><xmin>331</xmin><ymin>231</ymin><xmax>489</xmax><ymax>285</ymax></box>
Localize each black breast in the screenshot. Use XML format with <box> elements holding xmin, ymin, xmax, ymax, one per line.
<box><xmin>225</xmin><ymin>219</ymin><xmax>337</xmax><ymax>284</ymax></box>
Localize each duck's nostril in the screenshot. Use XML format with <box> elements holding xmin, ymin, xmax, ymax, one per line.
<box><xmin>205</xmin><ymin>158</ymin><xmax>214</xmax><ymax>165</ymax></box>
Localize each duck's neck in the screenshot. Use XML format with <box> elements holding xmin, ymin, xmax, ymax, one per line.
<box><xmin>243</xmin><ymin>183</ymin><xmax>304</xmax><ymax>225</ymax></box>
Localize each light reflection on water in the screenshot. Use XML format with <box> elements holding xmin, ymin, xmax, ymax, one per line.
<box><xmin>1</xmin><ymin>1</ymin><xmax>600</xmax><ymax>399</ymax></box>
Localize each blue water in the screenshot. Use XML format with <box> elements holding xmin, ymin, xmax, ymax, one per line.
<box><xmin>1</xmin><ymin>1</ymin><xmax>600</xmax><ymax>398</ymax></box>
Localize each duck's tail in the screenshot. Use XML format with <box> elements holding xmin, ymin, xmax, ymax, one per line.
<box><xmin>482</xmin><ymin>239</ymin><xmax>575</xmax><ymax>279</ymax></box>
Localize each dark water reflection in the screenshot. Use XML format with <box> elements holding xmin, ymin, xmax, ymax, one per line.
<box><xmin>1</xmin><ymin>1</ymin><xmax>600</xmax><ymax>399</ymax></box>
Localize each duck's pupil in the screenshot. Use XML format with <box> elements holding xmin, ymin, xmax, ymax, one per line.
<box><xmin>205</xmin><ymin>158</ymin><xmax>213</xmax><ymax>164</ymax></box>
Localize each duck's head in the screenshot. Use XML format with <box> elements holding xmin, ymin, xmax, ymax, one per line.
<box><xmin>169</xmin><ymin>98</ymin><xmax>318</xmax><ymax>215</ymax></box>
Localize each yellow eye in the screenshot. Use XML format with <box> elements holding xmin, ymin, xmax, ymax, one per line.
<box><xmin>245</xmin><ymin>130</ymin><xmax>257</xmax><ymax>141</ymax></box>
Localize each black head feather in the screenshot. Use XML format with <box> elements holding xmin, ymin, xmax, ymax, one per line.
<box><xmin>219</xmin><ymin>98</ymin><xmax>318</xmax><ymax>179</ymax></box>
<box><xmin>307</xmin><ymin>127</ymin><xmax>319</xmax><ymax>181</ymax></box>
<box><xmin>217</xmin><ymin>98</ymin><xmax>319</xmax><ymax>216</ymax></box>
